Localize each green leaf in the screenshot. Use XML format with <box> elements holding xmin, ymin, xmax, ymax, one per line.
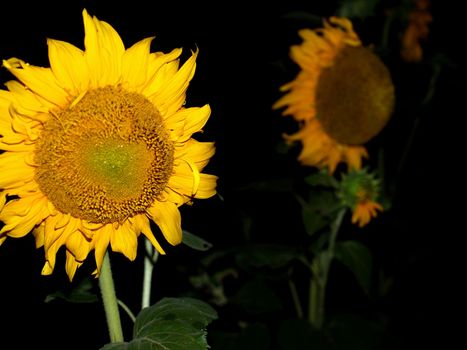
<box><xmin>232</xmin><ymin>279</ymin><xmax>282</xmax><ymax>315</ymax></box>
<box><xmin>304</xmin><ymin>170</ymin><xmax>339</xmax><ymax>188</ymax></box>
<box><xmin>336</xmin><ymin>0</ymin><xmax>380</xmax><ymax>19</ymax></box>
<box><xmin>301</xmin><ymin>207</ymin><xmax>329</xmax><ymax>236</ymax></box>
<box><xmin>306</xmin><ymin>189</ymin><xmax>340</xmax><ymax>214</ymax></box>
<box><xmin>299</xmin><ymin>189</ymin><xmax>341</xmax><ymax>236</ymax></box>
<box><xmin>309</xmin><ymin>231</ymin><xmax>330</xmax><ymax>255</ymax></box>
<box><xmin>182</xmin><ymin>230</ymin><xmax>212</xmax><ymax>251</ymax></box>
<box><xmin>334</xmin><ymin>241</ymin><xmax>373</xmax><ymax>295</ymax></box>
<box><xmin>101</xmin><ymin>297</ymin><xmax>218</xmax><ymax>350</ymax></box>
<box><xmin>45</xmin><ymin>277</ymin><xmax>98</xmax><ymax>304</ymax></box>
<box><xmin>235</xmin><ymin>244</ymin><xmax>302</xmax><ymax>270</ymax></box>
<box><xmin>136</xmin><ymin>298</ymin><xmax>217</xmax><ymax>333</ymax></box>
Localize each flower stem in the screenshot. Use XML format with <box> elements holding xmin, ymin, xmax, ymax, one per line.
<box><xmin>99</xmin><ymin>251</ymin><xmax>124</xmax><ymax>343</ymax></box>
<box><xmin>381</xmin><ymin>12</ymin><xmax>395</xmax><ymax>49</ymax></box>
<box><xmin>308</xmin><ymin>274</ymin><xmax>321</xmax><ymax>327</ymax></box>
<box><xmin>142</xmin><ymin>239</ymin><xmax>159</xmax><ymax>309</ymax></box>
<box><xmin>288</xmin><ymin>274</ymin><xmax>304</xmax><ymax>319</ymax></box>
<box><xmin>308</xmin><ymin>208</ymin><xmax>346</xmax><ymax>329</ymax></box>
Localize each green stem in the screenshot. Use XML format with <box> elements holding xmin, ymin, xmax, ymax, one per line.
<box><xmin>117</xmin><ymin>299</ymin><xmax>136</xmax><ymax>323</ymax></box>
<box><xmin>381</xmin><ymin>13</ymin><xmax>394</xmax><ymax>49</ymax></box>
<box><xmin>99</xmin><ymin>251</ymin><xmax>124</xmax><ymax>343</ymax></box>
<box><xmin>308</xmin><ymin>208</ymin><xmax>346</xmax><ymax>329</ymax></box>
<box><xmin>308</xmin><ymin>274</ymin><xmax>321</xmax><ymax>327</ymax></box>
<box><xmin>288</xmin><ymin>275</ymin><xmax>304</xmax><ymax>319</ymax></box>
<box><xmin>396</xmin><ymin>64</ymin><xmax>441</xmax><ymax>182</ymax></box>
<box><xmin>142</xmin><ymin>239</ymin><xmax>159</xmax><ymax>309</ymax></box>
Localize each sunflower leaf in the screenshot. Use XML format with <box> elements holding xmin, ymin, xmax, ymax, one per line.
<box><xmin>45</xmin><ymin>277</ymin><xmax>98</xmax><ymax>304</ymax></box>
<box><xmin>100</xmin><ymin>297</ymin><xmax>217</xmax><ymax>350</ymax></box>
<box><xmin>304</xmin><ymin>170</ymin><xmax>339</xmax><ymax>188</ymax></box>
<box><xmin>182</xmin><ymin>230</ymin><xmax>213</xmax><ymax>251</ymax></box>
<box><xmin>334</xmin><ymin>241</ymin><xmax>373</xmax><ymax>295</ymax></box>
<box><xmin>235</xmin><ymin>244</ymin><xmax>303</xmax><ymax>270</ymax></box>
<box><xmin>336</xmin><ymin>0</ymin><xmax>380</xmax><ymax>19</ymax></box>
<box><xmin>301</xmin><ymin>207</ymin><xmax>329</xmax><ymax>236</ymax></box>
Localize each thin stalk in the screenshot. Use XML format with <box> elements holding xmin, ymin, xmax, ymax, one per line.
<box><xmin>142</xmin><ymin>239</ymin><xmax>159</xmax><ymax>309</ymax></box>
<box><xmin>308</xmin><ymin>208</ymin><xmax>346</xmax><ymax>329</ymax></box>
<box><xmin>117</xmin><ymin>299</ymin><xmax>136</xmax><ymax>323</ymax></box>
<box><xmin>99</xmin><ymin>251</ymin><xmax>124</xmax><ymax>343</ymax></box>
<box><xmin>288</xmin><ymin>276</ymin><xmax>304</xmax><ymax>319</ymax></box>
<box><xmin>308</xmin><ymin>274</ymin><xmax>321</xmax><ymax>327</ymax></box>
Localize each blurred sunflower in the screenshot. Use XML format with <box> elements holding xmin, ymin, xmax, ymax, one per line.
<box><xmin>400</xmin><ymin>0</ymin><xmax>432</xmax><ymax>62</ymax></box>
<box><xmin>337</xmin><ymin>168</ymin><xmax>383</xmax><ymax>228</ymax></box>
<box><xmin>0</xmin><ymin>9</ymin><xmax>217</xmax><ymax>280</ymax></box>
<box><xmin>274</xmin><ymin>17</ymin><xmax>394</xmax><ymax>173</ymax></box>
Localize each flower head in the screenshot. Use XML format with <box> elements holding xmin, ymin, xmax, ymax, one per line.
<box><xmin>274</xmin><ymin>17</ymin><xmax>394</xmax><ymax>173</ymax></box>
<box><xmin>400</xmin><ymin>0</ymin><xmax>432</xmax><ymax>62</ymax></box>
<box><xmin>0</xmin><ymin>10</ymin><xmax>217</xmax><ymax>280</ymax></box>
<box><xmin>337</xmin><ymin>169</ymin><xmax>383</xmax><ymax>227</ymax></box>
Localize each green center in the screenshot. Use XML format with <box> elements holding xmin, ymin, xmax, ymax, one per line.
<box><xmin>84</xmin><ymin>139</ymin><xmax>151</xmax><ymax>199</ymax></box>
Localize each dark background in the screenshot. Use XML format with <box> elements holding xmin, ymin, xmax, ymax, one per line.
<box><xmin>0</xmin><ymin>1</ymin><xmax>462</xmax><ymax>349</ymax></box>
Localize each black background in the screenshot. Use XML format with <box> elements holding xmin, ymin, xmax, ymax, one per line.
<box><xmin>0</xmin><ymin>1</ymin><xmax>462</xmax><ymax>349</ymax></box>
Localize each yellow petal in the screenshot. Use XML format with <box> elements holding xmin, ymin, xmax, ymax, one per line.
<box><xmin>122</xmin><ymin>37</ymin><xmax>154</xmax><ymax>89</ymax></box>
<box><xmin>132</xmin><ymin>214</ymin><xmax>166</xmax><ymax>254</ymax></box>
<box><xmin>3</xmin><ymin>181</ymin><xmax>39</xmax><ymax>197</ymax></box>
<box><xmin>175</xmin><ymin>139</ymin><xmax>216</xmax><ymax>171</ymax></box>
<box><xmin>109</xmin><ymin>221</ymin><xmax>138</xmax><ymax>261</ymax></box>
<box><xmin>66</xmin><ymin>231</ymin><xmax>92</xmax><ymax>262</ymax></box>
<box><xmin>169</xmin><ymin>172</ymin><xmax>217</xmax><ymax>199</ymax></box>
<box><xmin>42</xmin><ymin>261</ymin><xmax>54</xmax><ymax>275</ymax></box>
<box><xmin>150</xmin><ymin>50</ymin><xmax>198</xmax><ymax>116</ymax></box>
<box><xmin>161</xmin><ymin>188</ymin><xmax>191</xmax><ymax>207</ymax></box>
<box><xmin>0</xmin><ymin>192</ymin><xmax>7</xmax><ymax>211</ymax></box>
<box><xmin>1</xmin><ymin>80</ymin><xmax>51</xmax><ymax>115</ymax></box>
<box><xmin>92</xmin><ymin>224</ymin><xmax>112</xmax><ymax>275</ymax></box>
<box><xmin>82</xmin><ymin>9</ymin><xmax>125</xmax><ymax>87</ymax></box>
<box><xmin>32</xmin><ymin>223</ymin><xmax>45</xmax><ymax>248</ymax></box>
<box><xmin>0</xmin><ymin>193</ymin><xmax>50</xmax><ymax>238</ymax></box>
<box><xmin>147</xmin><ymin>200</ymin><xmax>182</xmax><ymax>246</ymax></box>
<box><xmin>168</xmin><ymin>104</ymin><xmax>211</xmax><ymax>143</ymax></box>
<box><xmin>0</xmin><ymin>152</ymin><xmax>35</xmax><ymax>189</ymax></box>
<box><xmin>141</xmin><ymin>47</ymin><xmax>183</xmax><ymax>95</ymax></box>
<box><xmin>2</xmin><ymin>58</ymin><xmax>68</xmax><ymax>107</ymax></box>
<box><xmin>47</xmin><ymin>39</ymin><xmax>89</xmax><ymax>93</ymax></box>
<box><xmin>65</xmin><ymin>250</ymin><xmax>83</xmax><ymax>281</ymax></box>
<box><xmin>43</xmin><ymin>215</ymin><xmax>80</xmax><ymax>272</ymax></box>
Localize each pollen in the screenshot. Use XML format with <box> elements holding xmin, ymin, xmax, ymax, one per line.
<box><xmin>34</xmin><ymin>86</ymin><xmax>174</xmax><ymax>224</ymax></box>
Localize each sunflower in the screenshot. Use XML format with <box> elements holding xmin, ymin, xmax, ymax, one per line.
<box><xmin>273</xmin><ymin>17</ymin><xmax>394</xmax><ymax>173</ymax></box>
<box><xmin>337</xmin><ymin>168</ymin><xmax>383</xmax><ymax>228</ymax></box>
<box><xmin>400</xmin><ymin>0</ymin><xmax>432</xmax><ymax>62</ymax></box>
<box><xmin>0</xmin><ymin>9</ymin><xmax>217</xmax><ymax>280</ymax></box>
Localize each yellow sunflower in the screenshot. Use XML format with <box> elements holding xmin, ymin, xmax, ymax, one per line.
<box><xmin>273</xmin><ymin>17</ymin><xmax>394</xmax><ymax>173</ymax></box>
<box><xmin>351</xmin><ymin>199</ymin><xmax>383</xmax><ymax>228</ymax></box>
<box><xmin>0</xmin><ymin>9</ymin><xmax>217</xmax><ymax>280</ymax></box>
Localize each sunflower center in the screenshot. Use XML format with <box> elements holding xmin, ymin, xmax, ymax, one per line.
<box><xmin>82</xmin><ymin>139</ymin><xmax>152</xmax><ymax>199</ymax></box>
<box><xmin>315</xmin><ymin>46</ymin><xmax>395</xmax><ymax>145</ymax></box>
<box><xmin>34</xmin><ymin>86</ymin><xmax>174</xmax><ymax>224</ymax></box>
